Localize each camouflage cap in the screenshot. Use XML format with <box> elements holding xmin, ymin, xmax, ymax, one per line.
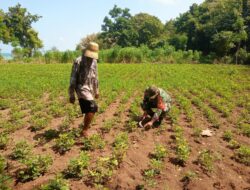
<box><xmin>145</xmin><ymin>86</ymin><xmax>159</xmax><ymax>100</ymax></box>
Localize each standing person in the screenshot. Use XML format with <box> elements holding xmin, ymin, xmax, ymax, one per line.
<box><xmin>139</xmin><ymin>86</ymin><xmax>171</xmax><ymax>128</ymax></box>
<box><xmin>69</xmin><ymin>42</ymin><xmax>99</xmax><ymax>137</ymax></box>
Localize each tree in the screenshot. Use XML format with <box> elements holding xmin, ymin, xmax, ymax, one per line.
<box><xmin>132</xmin><ymin>13</ymin><xmax>165</xmax><ymax>48</ymax></box>
<box><xmin>1</xmin><ymin>4</ymin><xmax>43</xmax><ymax>57</ymax></box>
<box><xmin>100</xmin><ymin>5</ymin><xmax>137</xmax><ymax>48</ymax></box>
<box><xmin>76</xmin><ymin>33</ymin><xmax>103</xmax><ymax>50</ymax></box>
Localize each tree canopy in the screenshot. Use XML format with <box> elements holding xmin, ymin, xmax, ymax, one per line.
<box><xmin>0</xmin><ymin>4</ymin><xmax>43</xmax><ymax>57</ymax></box>
<box><xmin>95</xmin><ymin>1</ymin><xmax>250</xmax><ymax>63</ymax></box>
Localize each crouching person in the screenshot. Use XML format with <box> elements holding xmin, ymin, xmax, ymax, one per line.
<box><xmin>139</xmin><ymin>86</ymin><xmax>171</xmax><ymax>128</ymax></box>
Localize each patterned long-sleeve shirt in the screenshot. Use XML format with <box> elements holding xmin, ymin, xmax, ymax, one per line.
<box><xmin>152</xmin><ymin>88</ymin><xmax>171</xmax><ymax>120</ymax></box>
<box><xmin>69</xmin><ymin>56</ymin><xmax>99</xmax><ymax>100</ymax></box>
<box><xmin>142</xmin><ymin>88</ymin><xmax>171</xmax><ymax>121</ymax></box>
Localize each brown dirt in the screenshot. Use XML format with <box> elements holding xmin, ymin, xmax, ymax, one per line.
<box><xmin>1</xmin><ymin>91</ymin><xmax>250</xmax><ymax>190</ymax></box>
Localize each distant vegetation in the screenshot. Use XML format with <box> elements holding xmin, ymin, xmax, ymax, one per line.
<box><xmin>0</xmin><ymin>0</ymin><xmax>250</xmax><ymax>64</ymax></box>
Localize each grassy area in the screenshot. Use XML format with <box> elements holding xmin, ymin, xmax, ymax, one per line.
<box><xmin>0</xmin><ymin>63</ymin><xmax>249</xmax><ymax>189</ymax></box>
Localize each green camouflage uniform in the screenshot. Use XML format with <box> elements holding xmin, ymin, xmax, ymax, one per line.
<box><xmin>141</xmin><ymin>87</ymin><xmax>171</xmax><ymax>124</ymax></box>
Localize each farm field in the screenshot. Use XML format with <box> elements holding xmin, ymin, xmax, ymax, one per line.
<box><xmin>0</xmin><ymin>63</ymin><xmax>249</xmax><ymax>190</ymax></box>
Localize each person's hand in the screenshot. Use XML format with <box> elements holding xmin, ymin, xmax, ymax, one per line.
<box><xmin>95</xmin><ymin>94</ymin><xmax>99</xmax><ymax>99</ymax></box>
<box><xmin>69</xmin><ymin>95</ymin><xmax>75</xmax><ymax>104</ymax></box>
<box><xmin>144</xmin><ymin>121</ymin><xmax>153</xmax><ymax>129</ymax></box>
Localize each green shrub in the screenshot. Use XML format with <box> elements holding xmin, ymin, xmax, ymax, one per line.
<box><xmin>64</xmin><ymin>151</ymin><xmax>90</xmax><ymax>178</ymax></box>
<box><xmin>18</xmin><ymin>155</ymin><xmax>53</xmax><ymax>182</ymax></box>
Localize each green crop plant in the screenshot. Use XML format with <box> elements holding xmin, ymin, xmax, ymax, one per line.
<box><xmin>40</xmin><ymin>174</ymin><xmax>69</xmax><ymax>190</ymax></box>
<box><xmin>175</xmin><ymin>138</ymin><xmax>190</xmax><ymax>165</ymax></box>
<box><xmin>17</xmin><ymin>155</ymin><xmax>53</xmax><ymax>182</ymax></box>
<box><xmin>0</xmin><ymin>155</ymin><xmax>12</xmax><ymax>190</ymax></box>
<box><xmin>49</xmin><ymin>103</ymin><xmax>65</xmax><ymax>117</ymax></box>
<box><xmin>142</xmin><ymin>169</ymin><xmax>158</xmax><ymax>187</ymax></box>
<box><xmin>30</xmin><ymin>114</ymin><xmax>50</xmax><ymax>131</ymax></box>
<box><xmin>125</xmin><ymin>120</ymin><xmax>138</xmax><ymax>132</ymax></box>
<box><xmin>88</xmin><ymin>156</ymin><xmax>118</xmax><ymax>186</ymax></box>
<box><xmin>59</xmin><ymin>117</ymin><xmax>71</xmax><ymax>132</ymax></box>
<box><xmin>234</xmin><ymin>145</ymin><xmax>250</xmax><ymax>166</ymax></box>
<box><xmin>151</xmin><ymin>144</ymin><xmax>168</xmax><ymax>161</ymax></box>
<box><xmin>82</xmin><ymin>134</ymin><xmax>106</xmax><ymax>151</ymax></box>
<box><xmin>112</xmin><ymin>132</ymin><xmax>129</xmax><ymax>164</ymax></box>
<box><xmin>228</xmin><ymin>139</ymin><xmax>240</xmax><ymax>149</ymax></box>
<box><xmin>101</xmin><ymin>118</ymin><xmax>117</xmax><ymax>133</ymax></box>
<box><xmin>64</xmin><ymin>151</ymin><xmax>90</xmax><ymax>178</ymax></box>
<box><xmin>192</xmin><ymin>127</ymin><xmax>202</xmax><ymax>138</ymax></box>
<box><xmin>54</xmin><ymin>133</ymin><xmax>75</xmax><ymax>154</ymax></box>
<box><xmin>181</xmin><ymin>170</ymin><xmax>197</xmax><ymax>182</ymax></box>
<box><xmin>0</xmin><ymin>133</ymin><xmax>9</xmax><ymax>150</ymax></box>
<box><xmin>197</xmin><ymin>149</ymin><xmax>214</xmax><ymax>172</ymax></box>
<box><xmin>11</xmin><ymin>140</ymin><xmax>33</xmax><ymax>161</ymax></box>
<box><xmin>0</xmin><ymin>99</ymin><xmax>10</xmax><ymax>110</ymax></box>
<box><xmin>222</xmin><ymin>130</ymin><xmax>233</xmax><ymax>142</ymax></box>
<box><xmin>168</xmin><ymin>107</ymin><xmax>181</xmax><ymax>125</ymax></box>
<box><xmin>238</xmin><ymin>123</ymin><xmax>250</xmax><ymax>137</ymax></box>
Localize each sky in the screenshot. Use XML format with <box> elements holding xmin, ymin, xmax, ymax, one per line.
<box><xmin>0</xmin><ymin>0</ymin><xmax>204</xmax><ymax>53</ymax></box>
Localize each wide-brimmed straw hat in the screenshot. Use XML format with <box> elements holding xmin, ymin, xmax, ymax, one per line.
<box><xmin>145</xmin><ymin>86</ymin><xmax>159</xmax><ymax>100</ymax></box>
<box><xmin>84</xmin><ymin>42</ymin><xmax>99</xmax><ymax>59</ymax></box>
